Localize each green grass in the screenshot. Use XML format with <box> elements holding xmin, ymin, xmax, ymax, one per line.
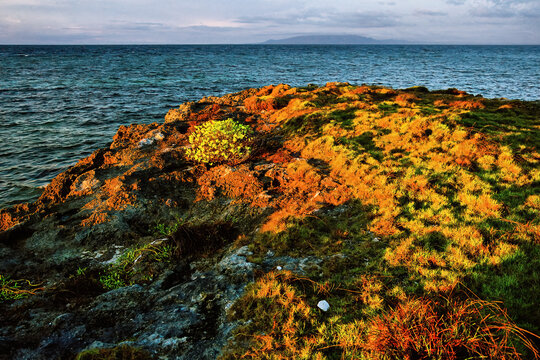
<box><xmin>469</xmin><ymin>244</ymin><xmax>540</xmax><ymax>335</ymax></box>
<box><xmin>98</xmin><ymin>241</ymin><xmax>175</xmax><ymax>290</ymax></box>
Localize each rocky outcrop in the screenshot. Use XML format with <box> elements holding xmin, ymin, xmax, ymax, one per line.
<box><xmin>0</xmin><ymin>83</ymin><xmax>320</xmax><ymax>359</ymax></box>
<box><xmin>1</xmin><ymin>83</ymin><xmax>538</xmax><ymax>359</ymax></box>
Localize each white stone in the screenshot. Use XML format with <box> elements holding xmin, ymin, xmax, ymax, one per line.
<box><xmin>154</xmin><ymin>132</ymin><xmax>164</xmax><ymax>141</ymax></box>
<box><xmin>317</xmin><ymin>300</ymin><xmax>330</xmax><ymax>312</ymax></box>
<box><xmin>276</xmin><ymin>266</ymin><xmax>282</xmax><ymax>271</ymax></box>
<box><xmin>138</xmin><ymin>138</ymin><xmax>154</xmax><ymax>147</ymax></box>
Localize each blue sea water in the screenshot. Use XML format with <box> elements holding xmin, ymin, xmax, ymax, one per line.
<box><xmin>0</xmin><ymin>45</ymin><xmax>539</xmax><ymax>207</ymax></box>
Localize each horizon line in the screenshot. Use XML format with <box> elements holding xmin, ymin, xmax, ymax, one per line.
<box><xmin>1</xmin><ymin>43</ymin><xmax>539</xmax><ymax>46</ymax></box>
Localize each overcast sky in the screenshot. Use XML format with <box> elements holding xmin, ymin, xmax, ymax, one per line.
<box><xmin>1</xmin><ymin>0</ymin><xmax>539</xmax><ymax>44</ymax></box>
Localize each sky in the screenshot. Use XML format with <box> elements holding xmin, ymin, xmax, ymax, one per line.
<box><xmin>0</xmin><ymin>0</ymin><xmax>539</xmax><ymax>44</ymax></box>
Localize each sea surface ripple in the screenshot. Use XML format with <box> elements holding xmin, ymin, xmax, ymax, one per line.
<box><xmin>1</xmin><ymin>45</ymin><xmax>539</xmax><ymax>207</ymax></box>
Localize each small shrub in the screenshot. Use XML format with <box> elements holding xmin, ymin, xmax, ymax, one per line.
<box><xmin>185</xmin><ymin>118</ymin><xmax>252</xmax><ymax>165</ymax></box>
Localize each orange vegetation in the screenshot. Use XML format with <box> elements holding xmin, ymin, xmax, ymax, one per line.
<box><xmin>362</xmin><ymin>295</ymin><xmax>537</xmax><ymax>360</ymax></box>
<box><xmin>188</xmin><ymin>83</ymin><xmax>537</xmax><ymax>291</ymax></box>
<box><xmin>0</xmin><ymin>212</ymin><xmax>16</xmax><ymax>232</ymax></box>
<box><xmin>449</xmin><ymin>100</ymin><xmax>485</xmax><ymax>109</ymax></box>
<box><xmin>226</xmin><ymin>272</ymin><xmax>538</xmax><ymax>360</ymax></box>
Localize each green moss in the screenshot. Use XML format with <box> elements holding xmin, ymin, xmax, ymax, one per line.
<box><xmin>328</xmin><ymin>108</ymin><xmax>356</xmax><ymax>130</ymax></box>
<box><xmin>99</xmin><ymin>241</ymin><xmax>176</xmax><ymax>290</ymax></box>
<box><xmin>75</xmin><ymin>344</ymin><xmax>153</xmax><ymax>360</ymax></box>
<box><xmin>249</xmin><ymin>201</ymin><xmax>373</xmax><ymax>258</ymax></box>
<box><xmin>282</xmin><ymin>112</ymin><xmax>327</xmax><ymax>136</ymax></box>
<box><xmin>377</xmin><ymin>102</ymin><xmax>399</xmax><ymax>114</ymax></box>
<box><xmin>99</xmin><ymin>270</ymin><xmax>128</xmax><ymax>291</ymax></box>
<box><xmin>457</xmin><ymin>107</ymin><xmax>540</xmax><ymax>150</ymax></box>
<box><xmin>420</xmin><ymin>105</ymin><xmax>441</xmax><ymax>115</ymax></box>
<box><xmin>338</xmin><ymin>132</ymin><xmax>384</xmax><ymax>161</ymax></box>
<box><xmin>493</xmin><ymin>183</ymin><xmax>540</xmax><ymax>222</ymax></box>
<box><xmin>419</xmin><ymin>232</ymin><xmax>449</xmax><ymax>252</ymax></box>
<box><xmin>310</xmin><ymin>91</ymin><xmax>347</xmax><ymax>107</ymax></box>
<box><xmin>297</xmin><ymin>83</ymin><xmax>319</xmax><ymax>92</ymax></box>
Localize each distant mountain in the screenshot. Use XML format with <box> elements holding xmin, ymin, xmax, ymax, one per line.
<box><xmin>261</xmin><ymin>34</ymin><xmax>407</xmax><ymax>45</ymax></box>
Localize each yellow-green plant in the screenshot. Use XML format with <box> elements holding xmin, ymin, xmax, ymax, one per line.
<box><xmin>186</xmin><ymin>118</ymin><xmax>252</xmax><ymax>165</ymax></box>
<box><xmin>0</xmin><ymin>274</ymin><xmax>43</xmax><ymax>301</ymax></box>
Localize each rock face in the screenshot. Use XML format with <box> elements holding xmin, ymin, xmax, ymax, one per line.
<box><xmin>1</xmin><ymin>83</ymin><xmax>539</xmax><ymax>359</ymax></box>
<box><xmin>7</xmin><ymin>246</ymin><xmax>254</xmax><ymax>360</ymax></box>
<box><xmin>0</xmin><ymin>83</ymin><xmax>322</xmax><ymax>359</ymax></box>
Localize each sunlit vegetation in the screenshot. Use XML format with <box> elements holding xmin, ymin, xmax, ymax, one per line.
<box><xmin>222</xmin><ymin>271</ymin><xmax>538</xmax><ymax>360</ymax></box>
<box><xmin>2</xmin><ymin>83</ymin><xmax>536</xmax><ymax>358</ymax></box>
<box><xmin>201</xmin><ymin>83</ymin><xmax>540</xmax><ymax>358</ymax></box>
<box><xmin>186</xmin><ymin>118</ymin><xmax>253</xmax><ymax>165</ymax></box>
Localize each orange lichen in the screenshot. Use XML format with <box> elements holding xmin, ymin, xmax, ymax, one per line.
<box><xmin>102</xmin><ymin>177</ymin><xmax>137</xmax><ymax>211</ymax></box>
<box><xmin>80</xmin><ymin>211</ymin><xmax>108</xmax><ymax>227</ymax></box>
<box><xmin>394</xmin><ymin>93</ymin><xmax>419</xmax><ymax>107</ymax></box>
<box><xmin>197</xmin><ymin>165</ymin><xmax>267</xmax><ymax>207</ymax></box>
<box><xmin>244</xmin><ymin>95</ymin><xmax>277</xmax><ymax>112</ymax></box>
<box><xmin>110</xmin><ymin>123</ymin><xmax>159</xmax><ymax>149</ymax></box>
<box><xmin>0</xmin><ymin>212</ymin><xmax>17</xmax><ymax>231</ymax></box>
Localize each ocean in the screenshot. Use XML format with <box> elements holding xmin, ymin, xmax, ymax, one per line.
<box><xmin>0</xmin><ymin>45</ymin><xmax>539</xmax><ymax>207</ymax></box>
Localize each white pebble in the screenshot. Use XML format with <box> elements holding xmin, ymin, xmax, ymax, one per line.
<box><xmin>317</xmin><ymin>300</ymin><xmax>330</xmax><ymax>312</ymax></box>
<box><xmin>154</xmin><ymin>132</ymin><xmax>164</xmax><ymax>141</ymax></box>
<box><xmin>276</xmin><ymin>266</ymin><xmax>282</xmax><ymax>271</ymax></box>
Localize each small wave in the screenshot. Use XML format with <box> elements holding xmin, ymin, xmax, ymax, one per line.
<box><xmin>35</xmin><ymin>168</ymin><xmax>63</xmax><ymax>179</ymax></box>
<box><xmin>80</xmin><ymin>119</ymin><xmax>103</xmax><ymax>126</ymax></box>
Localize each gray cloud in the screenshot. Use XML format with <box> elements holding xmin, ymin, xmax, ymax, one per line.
<box><xmin>0</xmin><ymin>0</ymin><xmax>538</xmax><ymax>44</ymax></box>
<box><xmin>471</xmin><ymin>2</ymin><xmax>540</xmax><ymax>18</ymax></box>
<box><xmin>235</xmin><ymin>10</ymin><xmax>398</xmax><ymax>28</ymax></box>
<box><xmin>414</xmin><ymin>9</ymin><xmax>447</xmax><ymax>16</ymax></box>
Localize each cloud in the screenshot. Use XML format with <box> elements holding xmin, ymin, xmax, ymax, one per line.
<box><xmin>104</xmin><ymin>22</ymin><xmax>170</xmax><ymax>32</ymax></box>
<box><xmin>444</xmin><ymin>0</ymin><xmax>540</xmax><ymax>18</ymax></box>
<box><xmin>445</xmin><ymin>0</ymin><xmax>540</xmax><ymax>16</ymax></box>
<box><xmin>0</xmin><ymin>0</ymin><xmax>538</xmax><ymax>44</ymax></box>
<box><xmin>414</xmin><ymin>9</ymin><xmax>447</xmax><ymax>16</ymax></box>
<box><xmin>235</xmin><ymin>10</ymin><xmax>399</xmax><ymax>29</ymax></box>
